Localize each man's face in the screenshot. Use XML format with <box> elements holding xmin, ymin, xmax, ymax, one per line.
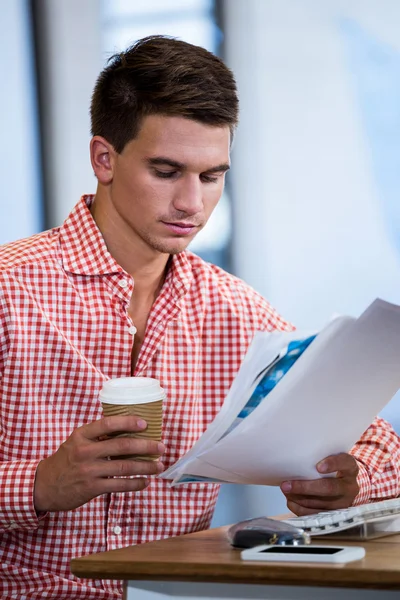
<box><xmin>107</xmin><ymin>114</ymin><xmax>231</xmax><ymax>256</ymax></box>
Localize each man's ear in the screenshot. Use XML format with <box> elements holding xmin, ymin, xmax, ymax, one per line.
<box><xmin>90</xmin><ymin>136</ymin><xmax>115</xmax><ymax>184</ymax></box>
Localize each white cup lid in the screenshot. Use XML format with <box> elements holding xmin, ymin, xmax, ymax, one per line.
<box><xmin>99</xmin><ymin>377</ymin><xmax>165</xmax><ymax>405</ymax></box>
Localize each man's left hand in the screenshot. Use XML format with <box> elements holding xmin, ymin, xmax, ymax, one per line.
<box><xmin>280</xmin><ymin>453</ymin><xmax>359</xmax><ymax>516</ymax></box>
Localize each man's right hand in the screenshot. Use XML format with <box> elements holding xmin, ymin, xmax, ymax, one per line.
<box><xmin>34</xmin><ymin>416</ymin><xmax>165</xmax><ymax>512</ymax></box>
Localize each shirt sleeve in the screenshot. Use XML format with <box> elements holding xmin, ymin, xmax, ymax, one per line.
<box><xmin>0</xmin><ymin>460</ymin><xmax>45</xmax><ymax>532</ymax></box>
<box><xmin>0</xmin><ymin>294</ymin><xmax>44</xmax><ymax>532</ymax></box>
<box><xmin>350</xmin><ymin>417</ymin><xmax>400</xmax><ymax>505</ymax></box>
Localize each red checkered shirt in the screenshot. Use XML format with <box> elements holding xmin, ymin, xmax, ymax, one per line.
<box><xmin>0</xmin><ymin>196</ymin><xmax>399</xmax><ymax>599</ymax></box>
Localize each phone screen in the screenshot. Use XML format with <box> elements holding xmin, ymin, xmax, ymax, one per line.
<box><xmin>260</xmin><ymin>547</ymin><xmax>342</xmax><ymax>555</ymax></box>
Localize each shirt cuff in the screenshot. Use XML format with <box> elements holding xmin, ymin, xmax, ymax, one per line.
<box><xmin>0</xmin><ymin>460</ymin><xmax>45</xmax><ymax>532</ymax></box>
<box><xmin>352</xmin><ymin>460</ymin><xmax>372</xmax><ymax>505</ymax></box>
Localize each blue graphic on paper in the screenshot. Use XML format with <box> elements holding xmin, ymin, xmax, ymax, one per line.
<box><xmin>173</xmin><ymin>475</ymin><xmax>225</xmax><ymax>484</ymax></box>
<box><xmin>339</xmin><ymin>18</ymin><xmax>400</xmax><ymax>256</ymax></box>
<box><xmin>174</xmin><ymin>334</ymin><xmax>317</xmax><ymax>485</ymax></box>
<box><xmin>221</xmin><ymin>335</ymin><xmax>317</xmax><ymax>439</ymax></box>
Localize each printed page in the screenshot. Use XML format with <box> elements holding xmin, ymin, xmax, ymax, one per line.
<box><xmin>167</xmin><ymin>299</ymin><xmax>400</xmax><ymax>486</ymax></box>
<box><xmin>161</xmin><ymin>328</ymin><xmax>312</xmax><ymax>480</ymax></box>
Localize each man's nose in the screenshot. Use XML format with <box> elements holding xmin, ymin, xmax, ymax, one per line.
<box><xmin>172</xmin><ymin>177</ymin><xmax>203</xmax><ymax>215</ymax></box>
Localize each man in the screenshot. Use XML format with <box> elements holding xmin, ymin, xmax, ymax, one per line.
<box><xmin>0</xmin><ymin>35</ymin><xmax>399</xmax><ymax>599</ymax></box>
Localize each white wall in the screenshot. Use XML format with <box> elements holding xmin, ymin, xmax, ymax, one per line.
<box><xmin>225</xmin><ymin>0</ymin><xmax>400</xmax><ymax>330</ymax></box>
<box><xmin>35</xmin><ymin>0</ymin><xmax>102</xmax><ymax>227</ymax></box>
<box><xmin>212</xmin><ymin>0</ymin><xmax>400</xmax><ymax>526</ymax></box>
<box><xmin>0</xmin><ymin>0</ymin><xmax>42</xmax><ymax>243</ymax></box>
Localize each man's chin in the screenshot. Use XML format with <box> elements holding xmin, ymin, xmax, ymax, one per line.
<box><xmin>166</xmin><ymin>244</ymin><xmax>191</xmax><ymax>256</ymax></box>
<box><xmin>150</xmin><ymin>239</ymin><xmax>192</xmax><ymax>256</ymax></box>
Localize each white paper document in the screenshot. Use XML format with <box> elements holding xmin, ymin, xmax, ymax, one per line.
<box><xmin>160</xmin><ymin>299</ymin><xmax>400</xmax><ymax>487</ymax></box>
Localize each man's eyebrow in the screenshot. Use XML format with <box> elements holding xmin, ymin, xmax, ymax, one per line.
<box><xmin>204</xmin><ymin>163</ymin><xmax>230</xmax><ymax>174</ymax></box>
<box><xmin>146</xmin><ymin>157</ymin><xmax>230</xmax><ymax>173</ymax></box>
<box><xmin>147</xmin><ymin>157</ymin><xmax>185</xmax><ymax>169</ymax></box>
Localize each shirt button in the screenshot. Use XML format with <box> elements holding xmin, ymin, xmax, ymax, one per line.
<box><xmin>113</xmin><ymin>525</ymin><xmax>122</xmax><ymax>535</ymax></box>
<box><xmin>128</xmin><ymin>325</ymin><xmax>137</xmax><ymax>335</ymax></box>
<box><xmin>119</xmin><ymin>279</ymin><xmax>128</xmax><ymax>289</ymax></box>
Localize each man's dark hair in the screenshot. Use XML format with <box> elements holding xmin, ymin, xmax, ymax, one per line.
<box><xmin>90</xmin><ymin>35</ymin><xmax>239</xmax><ymax>153</ymax></box>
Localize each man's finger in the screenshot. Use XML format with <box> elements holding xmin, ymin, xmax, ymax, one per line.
<box><xmin>99</xmin><ymin>457</ymin><xmax>165</xmax><ymax>478</ymax></box>
<box><xmin>287</xmin><ymin>500</ymin><xmax>321</xmax><ymax>517</ymax></box>
<box><xmin>281</xmin><ymin>476</ymin><xmax>343</xmax><ymax>498</ymax></box>
<box><xmin>284</xmin><ymin>494</ymin><xmax>350</xmax><ymax>510</ymax></box>
<box><xmin>102</xmin><ymin>476</ymin><xmax>151</xmax><ymax>495</ymax></box>
<box><xmin>96</xmin><ymin>436</ymin><xmax>165</xmax><ymax>459</ymax></box>
<box><xmin>317</xmin><ymin>453</ymin><xmax>359</xmax><ymax>476</ymax></box>
<box><xmin>81</xmin><ymin>415</ymin><xmax>149</xmax><ymax>440</ymax></box>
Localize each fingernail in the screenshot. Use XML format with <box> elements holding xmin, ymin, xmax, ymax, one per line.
<box><xmin>137</xmin><ymin>419</ymin><xmax>147</xmax><ymax>429</ymax></box>
<box><xmin>157</xmin><ymin>462</ymin><xmax>165</xmax><ymax>472</ymax></box>
<box><xmin>318</xmin><ymin>461</ymin><xmax>329</xmax><ymax>473</ymax></box>
<box><xmin>281</xmin><ymin>481</ymin><xmax>291</xmax><ymax>493</ymax></box>
<box><xmin>144</xmin><ymin>479</ymin><xmax>150</xmax><ymax>487</ymax></box>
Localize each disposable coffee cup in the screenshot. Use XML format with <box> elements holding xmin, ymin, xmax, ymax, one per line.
<box><xmin>99</xmin><ymin>377</ymin><xmax>165</xmax><ymax>461</ymax></box>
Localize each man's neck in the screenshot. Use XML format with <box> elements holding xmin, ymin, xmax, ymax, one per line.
<box><xmin>90</xmin><ymin>191</ymin><xmax>170</xmax><ymax>301</ymax></box>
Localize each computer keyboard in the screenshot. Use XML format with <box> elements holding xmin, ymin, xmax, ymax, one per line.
<box><xmin>283</xmin><ymin>498</ymin><xmax>400</xmax><ymax>540</ymax></box>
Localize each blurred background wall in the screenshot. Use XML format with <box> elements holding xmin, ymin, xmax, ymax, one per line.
<box><xmin>1</xmin><ymin>0</ymin><xmax>43</xmax><ymax>241</ymax></box>
<box><xmin>2</xmin><ymin>0</ymin><xmax>400</xmax><ymax>525</ymax></box>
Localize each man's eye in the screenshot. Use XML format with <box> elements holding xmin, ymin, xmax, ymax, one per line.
<box><xmin>201</xmin><ymin>174</ymin><xmax>219</xmax><ymax>184</ymax></box>
<box><xmin>154</xmin><ymin>170</ymin><xmax>176</xmax><ymax>179</ymax></box>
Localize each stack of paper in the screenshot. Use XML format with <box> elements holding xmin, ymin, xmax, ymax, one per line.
<box><xmin>161</xmin><ymin>299</ymin><xmax>400</xmax><ymax>487</ymax></box>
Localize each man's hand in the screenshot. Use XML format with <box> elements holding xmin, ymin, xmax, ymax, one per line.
<box><xmin>280</xmin><ymin>453</ymin><xmax>359</xmax><ymax>516</ymax></box>
<box><xmin>34</xmin><ymin>415</ymin><xmax>165</xmax><ymax>513</ymax></box>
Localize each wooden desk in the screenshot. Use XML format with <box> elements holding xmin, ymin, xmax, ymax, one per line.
<box><xmin>71</xmin><ymin>526</ymin><xmax>400</xmax><ymax>599</ymax></box>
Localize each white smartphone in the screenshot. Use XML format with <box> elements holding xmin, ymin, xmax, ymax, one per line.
<box><xmin>241</xmin><ymin>544</ymin><xmax>366</xmax><ymax>564</ymax></box>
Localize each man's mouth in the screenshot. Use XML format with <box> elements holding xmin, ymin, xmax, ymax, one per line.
<box><xmin>161</xmin><ymin>221</ymin><xmax>199</xmax><ymax>236</ymax></box>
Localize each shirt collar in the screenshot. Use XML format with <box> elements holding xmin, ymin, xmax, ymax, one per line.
<box><xmin>59</xmin><ymin>196</ymin><xmax>194</xmax><ymax>296</ymax></box>
<box><xmin>59</xmin><ymin>195</ymin><xmax>123</xmax><ymax>276</ymax></box>
<box><xmin>166</xmin><ymin>249</ymin><xmax>194</xmax><ymax>300</ymax></box>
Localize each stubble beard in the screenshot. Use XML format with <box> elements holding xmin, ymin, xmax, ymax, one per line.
<box><xmin>142</xmin><ymin>229</ymin><xmax>196</xmax><ymax>256</ymax></box>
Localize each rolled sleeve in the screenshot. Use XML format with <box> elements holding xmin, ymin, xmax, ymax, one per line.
<box><xmin>352</xmin><ymin>460</ymin><xmax>372</xmax><ymax>505</ymax></box>
<box><xmin>350</xmin><ymin>417</ymin><xmax>400</xmax><ymax>505</ymax></box>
